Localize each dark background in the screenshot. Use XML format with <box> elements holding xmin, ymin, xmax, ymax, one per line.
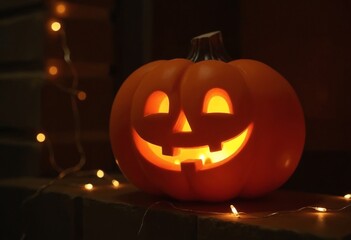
<box><xmin>1</xmin><ymin>0</ymin><xmax>350</xmax><ymax>195</ymax></box>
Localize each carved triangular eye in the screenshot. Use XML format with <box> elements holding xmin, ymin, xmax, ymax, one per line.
<box><xmin>202</xmin><ymin>88</ymin><xmax>233</xmax><ymax>114</ymax></box>
<box><xmin>144</xmin><ymin>91</ymin><xmax>169</xmax><ymax>116</ymax></box>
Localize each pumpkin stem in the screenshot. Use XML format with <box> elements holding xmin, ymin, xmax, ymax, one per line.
<box><xmin>187</xmin><ymin>31</ymin><xmax>232</xmax><ymax>62</ymax></box>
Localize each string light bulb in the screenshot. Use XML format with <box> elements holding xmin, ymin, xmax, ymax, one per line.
<box><xmin>55</xmin><ymin>3</ymin><xmax>67</xmax><ymax>15</ymax></box>
<box><xmin>96</xmin><ymin>169</ymin><xmax>104</xmax><ymax>178</ymax></box>
<box><xmin>50</xmin><ymin>21</ymin><xmax>61</xmax><ymax>32</ymax></box>
<box><xmin>36</xmin><ymin>133</ymin><xmax>46</xmax><ymax>143</ymax></box>
<box><xmin>112</xmin><ymin>179</ymin><xmax>120</xmax><ymax>188</ymax></box>
<box><xmin>77</xmin><ymin>91</ymin><xmax>87</xmax><ymax>101</ymax></box>
<box><xmin>48</xmin><ymin>65</ymin><xmax>58</xmax><ymax>76</ymax></box>
<box><xmin>84</xmin><ymin>183</ymin><xmax>94</xmax><ymax>191</ymax></box>
<box><xmin>313</xmin><ymin>207</ymin><xmax>327</xmax><ymax>212</ymax></box>
<box><xmin>230</xmin><ymin>204</ymin><xmax>240</xmax><ymax>218</ymax></box>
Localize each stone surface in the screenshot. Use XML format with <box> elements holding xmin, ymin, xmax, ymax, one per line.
<box><xmin>0</xmin><ymin>176</ymin><xmax>350</xmax><ymax>240</ymax></box>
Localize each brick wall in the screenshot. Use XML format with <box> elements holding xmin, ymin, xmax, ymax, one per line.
<box><xmin>0</xmin><ymin>0</ymin><xmax>116</xmax><ymax>177</ymax></box>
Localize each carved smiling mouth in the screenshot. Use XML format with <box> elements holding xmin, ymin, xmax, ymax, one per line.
<box><xmin>132</xmin><ymin>123</ymin><xmax>253</xmax><ymax>171</ymax></box>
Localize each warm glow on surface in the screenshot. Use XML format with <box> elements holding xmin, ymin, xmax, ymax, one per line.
<box><xmin>112</xmin><ymin>180</ymin><xmax>120</xmax><ymax>188</ymax></box>
<box><xmin>230</xmin><ymin>204</ymin><xmax>240</xmax><ymax>217</ymax></box>
<box><xmin>55</xmin><ymin>3</ymin><xmax>67</xmax><ymax>15</ymax></box>
<box><xmin>50</xmin><ymin>21</ymin><xmax>61</xmax><ymax>31</ymax></box>
<box><xmin>36</xmin><ymin>133</ymin><xmax>46</xmax><ymax>143</ymax></box>
<box><xmin>203</xmin><ymin>88</ymin><xmax>233</xmax><ymax>114</ymax></box>
<box><xmin>133</xmin><ymin>123</ymin><xmax>253</xmax><ymax>171</ymax></box>
<box><xmin>344</xmin><ymin>194</ymin><xmax>351</xmax><ymax>200</ymax></box>
<box><xmin>144</xmin><ymin>91</ymin><xmax>169</xmax><ymax>116</ymax></box>
<box><xmin>77</xmin><ymin>91</ymin><xmax>87</xmax><ymax>101</ymax></box>
<box><xmin>173</xmin><ymin>111</ymin><xmax>192</xmax><ymax>133</ymax></box>
<box><xmin>96</xmin><ymin>170</ymin><xmax>104</xmax><ymax>178</ymax></box>
<box><xmin>48</xmin><ymin>65</ymin><xmax>58</xmax><ymax>76</ymax></box>
<box><xmin>84</xmin><ymin>183</ymin><xmax>93</xmax><ymax>191</ymax></box>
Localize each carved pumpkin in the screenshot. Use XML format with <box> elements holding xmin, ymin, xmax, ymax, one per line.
<box><xmin>110</xmin><ymin>32</ymin><xmax>305</xmax><ymax>201</ymax></box>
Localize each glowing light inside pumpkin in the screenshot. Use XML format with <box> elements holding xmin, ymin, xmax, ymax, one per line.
<box><xmin>344</xmin><ymin>194</ymin><xmax>351</xmax><ymax>200</ymax></box>
<box><xmin>173</xmin><ymin>110</ymin><xmax>192</xmax><ymax>132</ymax></box>
<box><xmin>133</xmin><ymin>123</ymin><xmax>253</xmax><ymax>171</ymax></box>
<box><xmin>199</xmin><ymin>154</ymin><xmax>205</xmax><ymax>161</ymax></box>
<box><xmin>144</xmin><ymin>91</ymin><xmax>169</xmax><ymax>116</ymax></box>
<box><xmin>203</xmin><ymin>88</ymin><xmax>233</xmax><ymax>114</ymax></box>
<box><xmin>135</xmin><ymin>89</ymin><xmax>253</xmax><ymax>170</ymax></box>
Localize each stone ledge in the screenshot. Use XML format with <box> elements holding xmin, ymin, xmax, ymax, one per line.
<box><xmin>0</xmin><ymin>176</ymin><xmax>350</xmax><ymax>240</ymax></box>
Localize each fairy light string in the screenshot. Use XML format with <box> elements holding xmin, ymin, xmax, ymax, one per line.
<box><xmin>55</xmin><ymin>20</ymin><xmax>87</xmax><ymax>178</ymax></box>
<box><xmin>136</xmin><ymin>195</ymin><xmax>351</xmax><ymax>235</ymax></box>
<box><xmin>19</xmin><ymin>3</ymin><xmax>114</xmax><ymax>239</ymax></box>
<box><xmin>229</xmin><ymin>204</ymin><xmax>351</xmax><ymax>219</ymax></box>
<box><xmin>29</xmin><ymin>2</ymin><xmax>119</xmax><ymax>199</ymax></box>
<box><xmin>40</xmin><ymin>2</ymin><xmax>119</xmax><ymax>186</ymax></box>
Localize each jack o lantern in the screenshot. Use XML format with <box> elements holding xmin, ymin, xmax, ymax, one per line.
<box><xmin>110</xmin><ymin>31</ymin><xmax>305</xmax><ymax>201</ymax></box>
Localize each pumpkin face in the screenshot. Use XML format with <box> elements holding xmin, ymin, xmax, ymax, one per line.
<box><xmin>132</xmin><ymin>60</ymin><xmax>253</xmax><ymax>171</ymax></box>
<box><xmin>110</xmin><ymin>59</ymin><xmax>305</xmax><ymax>202</ymax></box>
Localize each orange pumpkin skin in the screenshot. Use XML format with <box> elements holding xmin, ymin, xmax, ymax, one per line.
<box><xmin>110</xmin><ymin>58</ymin><xmax>305</xmax><ymax>201</ymax></box>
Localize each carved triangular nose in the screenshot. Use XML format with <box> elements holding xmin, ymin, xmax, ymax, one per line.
<box><xmin>173</xmin><ymin>110</ymin><xmax>192</xmax><ymax>133</ymax></box>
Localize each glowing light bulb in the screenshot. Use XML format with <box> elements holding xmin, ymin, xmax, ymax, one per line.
<box><xmin>344</xmin><ymin>194</ymin><xmax>351</xmax><ymax>200</ymax></box>
<box><xmin>230</xmin><ymin>204</ymin><xmax>240</xmax><ymax>218</ymax></box>
<box><xmin>36</xmin><ymin>133</ymin><xmax>46</xmax><ymax>143</ymax></box>
<box><xmin>56</xmin><ymin>3</ymin><xmax>66</xmax><ymax>15</ymax></box>
<box><xmin>314</xmin><ymin>207</ymin><xmax>327</xmax><ymax>212</ymax></box>
<box><xmin>77</xmin><ymin>91</ymin><xmax>87</xmax><ymax>101</ymax></box>
<box><xmin>199</xmin><ymin>154</ymin><xmax>206</xmax><ymax>164</ymax></box>
<box><xmin>112</xmin><ymin>180</ymin><xmax>120</xmax><ymax>188</ymax></box>
<box><xmin>84</xmin><ymin>183</ymin><xmax>93</xmax><ymax>191</ymax></box>
<box><xmin>50</xmin><ymin>21</ymin><xmax>61</xmax><ymax>32</ymax></box>
<box><xmin>48</xmin><ymin>65</ymin><xmax>58</xmax><ymax>76</ymax></box>
<box><xmin>96</xmin><ymin>169</ymin><xmax>104</xmax><ymax>178</ymax></box>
